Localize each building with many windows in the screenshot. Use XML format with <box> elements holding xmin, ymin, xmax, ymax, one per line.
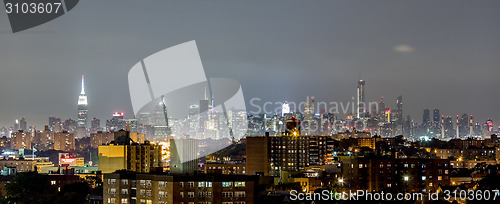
<box><xmin>10</xmin><ymin>130</ymin><xmax>31</xmax><ymax>150</ymax></box>
<box><xmin>103</xmin><ymin>172</ymin><xmax>257</xmax><ymax>204</ymax></box>
<box><xmin>54</xmin><ymin>131</ymin><xmax>75</xmax><ymax>151</ymax></box>
<box><xmin>246</xmin><ymin>132</ymin><xmax>336</xmax><ymax>176</ymax></box>
<box><xmin>98</xmin><ymin>131</ymin><xmax>162</xmax><ymax>174</ymax></box>
<box><xmin>341</xmin><ymin>157</ymin><xmax>450</xmax><ymax>192</ymax></box>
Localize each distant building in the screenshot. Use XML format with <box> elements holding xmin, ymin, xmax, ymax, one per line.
<box><xmin>303</xmin><ymin>96</ymin><xmax>315</xmax><ymax>121</ymax></box>
<box><xmin>423</xmin><ymin>109</ymin><xmax>430</xmax><ymax>127</ymax></box>
<box><xmin>77</xmin><ymin>75</ymin><xmax>88</xmax><ymax>138</ymax></box>
<box><xmin>356</xmin><ymin>80</ymin><xmax>366</xmax><ymax>118</ymax></box>
<box><xmin>19</xmin><ymin>117</ymin><xmax>27</xmax><ymax>132</ymax></box>
<box><xmin>395</xmin><ymin>96</ymin><xmax>403</xmax><ymax>125</ymax></box>
<box><xmin>106</xmin><ymin>112</ymin><xmax>125</xmax><ymax>132</ymax></box>
<box><xmin>63</xmin><ymin>118</ymin><xmax>77</xmax><ymax>133</ymax></box>
<box><xmin>90</xmin><ymin>131</ymin><xmax>114</xmax><ymax>148</ymax></box>
<box><xmin>98</xmin><ymin>131</ymin><xmax>162</xmax><ymax>173</ymax></box>
<box><xmin>91</xmin><ymin>117</ymin><xmax>101</xmax><ymax>133</ymax></box>
<box><xmin>54</xmin><ymin>131</ymin><xmax>75</xmax><ymax>151</ymax></box>
<box><xmin>342</xmin><ymin>157</ymin><xmax>450</xmax><ymax>192</ymax></box>
<box><xmin>10</xmin><ymin>130</ymin><xmax>31</xmax><ymax>150</ymax></box>
<box><xmin>48</xmin><ymin>116</ymin><xmax>61</xmax><ymax>131</ymax></box>
<box><xmin>205</xmin><ymin>163</ymin><xmax>246</xmax><ymax>175</ymax></box>
<box><xmin>170</xmin><ymin>138</ymin><xmax>199</xmax><ymax>175</ymax></box>
<box><xmin>433</xmin><ymin>109</ymin><xmax>440</xmax><ymax>124</ymax></box>
<box><xmin>0</xmin><ymin>158</ymin><xmax>53</xmax><ymax>173</ymax></box>
<box><xmin>32</xmin><ymin>125</ymin><xmax>54</xmax><ymax>151</ymax></box>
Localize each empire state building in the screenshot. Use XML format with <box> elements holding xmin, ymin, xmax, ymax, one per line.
<box><xmin>77</xmin><ymin>75</ymin><xmax>88</xmax><ymax>137</ymax></box>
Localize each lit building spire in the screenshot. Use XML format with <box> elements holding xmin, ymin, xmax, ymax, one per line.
<box><xmin>77</xmin><ymin>75</ymin><xmax>89</xmax><ymax>138</ymax></box>
<box><xmin>81</xmin><ymin>75</ymin><xmax>85</xmax><ymax>95</ymax></box>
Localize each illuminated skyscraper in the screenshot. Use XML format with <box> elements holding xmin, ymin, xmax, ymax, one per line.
<box><xmin>19</xmin><ymin>117</ymin><xmax>27</xmax><ymax>132</ymax></box>
<box><xmin>49</xmin><ymin>116</ymin><xmax>61</xmax><ymax>131</ymax></box>
<box><xmin>356</xmin><ymin>80</ymin><xmax>365</xmax><ymax>118</ymax></box>
<box><xmin>395</xmin><ymin>96</ymin><xmax>403</xmax><ymax>124</ymax></box>
<box><xmin>423</xmin><ymin>109</ymin><xmax>430</xmax><ymax>125</ymax></box>
<box><xmin>433</xmin><ymin>109</ymin><xmax>440</xmax><ymax>123</ymax></box>
<box><xmin>106</xmin><ymin>112</ymin><xmax>125</xmax><ymax>131</ymax></box>
<box><xmin>282</xmin><ymin>101</ymin><xmax>290</xmax><ymax>116</ymax></box>
<box><xmin>378</xmin><ymin>97</ymin><xmax>385</xmax><ymax>121</ymax></box>
<box><xmin>91</xmin><ymin>117</ymin><xmax>100</xmax><ymax>133</ymax></box>
<box><xmin>77</xmin><ymin>75</ymin><xmax>88</xmax><ymax>137</ymax></box>
<box><xmin>458</xmin><ymin>114</ymin><xmax>469</xmax><ymax>138</ymax></box>
<box><xmin>304</xmin><ymin>96</ymin><xmax>315</xmax><ymax>120</ymax></box>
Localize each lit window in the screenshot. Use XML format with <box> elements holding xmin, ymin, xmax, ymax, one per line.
<box><xmin>121</xmin><ymin>180</ymin><xmax>129</xmax><ymax>185</ymax></box>
<box><xmin>235</xmin><ymin>191</ymin><xmax>246</xmax><ymax>198</ymax></box>
<box><xmin>222</xmin><ymin>192</ymin><xmax>233</xmax><ymax>198</ymax></box>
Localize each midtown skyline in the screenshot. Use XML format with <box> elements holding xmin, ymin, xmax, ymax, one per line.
<box><xmin>0</xmin><ymin>0</ymin><xmax>499</xmax><ymax>128</ymax></box>
<box><xmin>1</xmin><ymin>74</ymin><xmax>497</xmax><ymax>136</ymax></box>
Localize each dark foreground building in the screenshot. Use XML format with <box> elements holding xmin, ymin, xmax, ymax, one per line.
<box><xmin>103</xmin><ymin>172</ymin><xmax>258</xmax><ymax>204</ymax></box>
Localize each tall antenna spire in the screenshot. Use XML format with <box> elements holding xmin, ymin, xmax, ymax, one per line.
<box><xmin>81</xmin><ymin>75</ymin><xmax>85</xmax><ymax>94</ymax></box>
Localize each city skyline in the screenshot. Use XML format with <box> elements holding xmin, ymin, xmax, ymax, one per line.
<box><xmin>1</xmin><ymin>75</ymin><xmax>496</xmax><ymax>135</ymax></box>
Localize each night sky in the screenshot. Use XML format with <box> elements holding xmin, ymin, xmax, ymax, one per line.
<box><xmin>0</xmin><ymin>0</ymin><xmax>499</xmax><ymax>128</ymax></box>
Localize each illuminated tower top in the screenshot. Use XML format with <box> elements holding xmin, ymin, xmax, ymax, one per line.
<box><xmin>356</xmin><ymin>79</ymin><xmax>365</xmax><ymax>118</ymax></box>
<box><xmin>81</xmin><ymin>75</ymin><xmax>85</xmax><ymax>95</ymax></box>
<box><xmin>77</xmin><ymin>75</ymin><xmax>88</xmax><ymax>130</ymax></box>
<box><xmin>78</xmin><ymin>75</ymin><xmax>87</xmax><ymax>105</ymax></box>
